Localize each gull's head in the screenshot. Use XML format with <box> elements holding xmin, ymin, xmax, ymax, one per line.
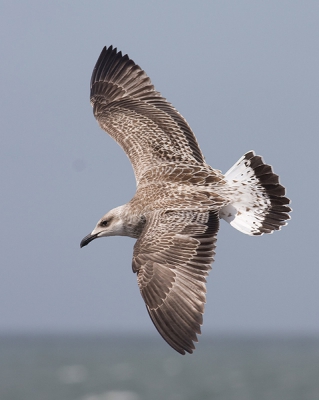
<box><xmin>80</xmin><ymin>206</ymin><xmax>127</xmax><ymax>248</ymax></box>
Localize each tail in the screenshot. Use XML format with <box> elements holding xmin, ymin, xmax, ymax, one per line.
<box><xmin>219</xmin><ymin>151</ymin><xmax>291</xmax><ymax>235</ymax></box>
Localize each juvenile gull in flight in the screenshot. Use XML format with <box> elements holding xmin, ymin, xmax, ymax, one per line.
<box><xmin>80</xmin><ymin>46</ymin><xmax>291</xmax><ymax>354</ymax></box>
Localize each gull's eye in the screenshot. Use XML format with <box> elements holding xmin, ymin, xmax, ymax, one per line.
<box><xmin>100</xmin><ymin>220</ymin><xmax>108</xmax><ymax>227</ymax></box>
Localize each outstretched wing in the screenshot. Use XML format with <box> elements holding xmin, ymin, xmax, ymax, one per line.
<box><xmin>90</xmin><ymin>46</ymin><xmax>206</xmax><ymax>184</ymax></box>
<box><xmin>132</xmin><ymin>209</ymin><xmax>219</xmax><ymax>354</ymax></box>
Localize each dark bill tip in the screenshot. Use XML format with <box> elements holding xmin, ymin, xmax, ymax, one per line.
<box><xmin>80</xmin><ymin>232</ymin><xmax>98</xmax><ymax>248</ymax></box>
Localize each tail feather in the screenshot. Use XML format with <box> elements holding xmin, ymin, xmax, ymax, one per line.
<box><xmin>220</xmin><ymin>151</ymin><xmax>291</xmax><ymax>236</ymax></box>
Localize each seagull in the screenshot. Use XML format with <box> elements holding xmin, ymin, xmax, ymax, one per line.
<box><xmin>80</xmin><ymin>46</ymin><xmax>291</xmax><ymax>354</ymax></box>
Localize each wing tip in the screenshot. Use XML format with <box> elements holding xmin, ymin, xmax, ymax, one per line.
<box><xmin>146</xmin><ymin>305</ymin><xmax>199</xmax><ymax>355</ymax></box>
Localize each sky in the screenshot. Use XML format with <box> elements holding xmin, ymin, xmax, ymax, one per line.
<box><xmin>0</xmin><ymin>0</ymin><xmax>318</xmax><ymax>338</ymax></box>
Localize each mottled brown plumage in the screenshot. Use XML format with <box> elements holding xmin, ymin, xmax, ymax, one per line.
<box><xmin>80</xmin><ymin>46</ymin><xmax>291</xmax><ymax>354</ymax></box>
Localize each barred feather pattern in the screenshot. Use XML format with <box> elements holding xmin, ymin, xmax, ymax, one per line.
<box><xmin>81</xmin><ymin>45</ymin><xmax>292</xmax><ymax>355</ymax></box>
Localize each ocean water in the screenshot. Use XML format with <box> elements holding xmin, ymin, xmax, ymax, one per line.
<box><xmin>1</xmin><ymin>334</ymin><xmax>318</xmax><ymax>400</ymax></box>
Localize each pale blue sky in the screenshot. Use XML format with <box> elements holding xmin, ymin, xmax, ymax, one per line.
<box><xmin>0</xmin><ymin>0</ymin><xmax>318</xmax><ymax>336</ymax></box>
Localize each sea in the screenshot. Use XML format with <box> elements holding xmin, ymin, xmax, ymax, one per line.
<box><xmin>1</xmin><ymin>334</ymin><xmax>318</xmax><ymax>400</ymax></box>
